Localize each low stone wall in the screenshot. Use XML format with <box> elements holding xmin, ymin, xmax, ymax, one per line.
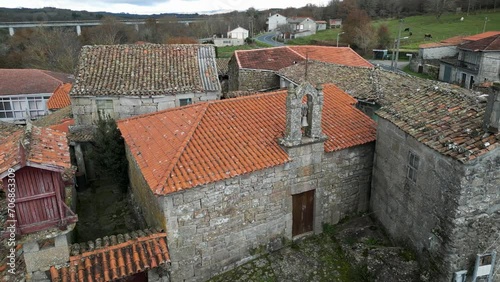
<box><xmin>237</xmin><ymin>70</ymin><xmax>280</xmax><ymax>92</ymax></box>
<box><xmin>159</xmin><ymin>142</ymin><xmax>375</xmax><ymax>281</ymax></box>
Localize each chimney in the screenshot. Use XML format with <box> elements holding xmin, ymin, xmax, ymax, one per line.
<box><xmin>483</xmin><ymin>90</ymin><xmax>500</xmax><ymax>133</ymax></box>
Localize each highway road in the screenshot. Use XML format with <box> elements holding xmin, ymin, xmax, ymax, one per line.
<box><xmin>255</xmin><ymin>32</ymin><xmax>284</xmax><ymax>47</ymax></box>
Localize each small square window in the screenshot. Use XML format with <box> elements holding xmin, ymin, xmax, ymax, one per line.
<box><xmin>179</xmin><ymin>98</ymin><xmax>192</xmax><ymax>107</ymax></box>
<box><xmin>407</xmin><ymin>151</ymin><xmax>420</xmax><ymax>183</ymax></box>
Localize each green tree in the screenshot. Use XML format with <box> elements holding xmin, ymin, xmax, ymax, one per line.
<box><xmin>90</xmin><ymin>116</ymin><xmax>129</xmax><ymax>191</ymax></box>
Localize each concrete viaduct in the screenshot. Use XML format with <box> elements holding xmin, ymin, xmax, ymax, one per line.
<box><xmin>0</xmin><ymin>19</ymin><xmax>202</xmax><ymax>36</ymax></box>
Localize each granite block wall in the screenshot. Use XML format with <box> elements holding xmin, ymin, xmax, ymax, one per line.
<box><xmin>155</xmin><ymin>141</ymin><xmax>374</xmax><ymax>282</ymax></box>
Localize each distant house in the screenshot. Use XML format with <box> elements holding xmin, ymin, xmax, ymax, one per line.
<box><xmin>228</xmin><ymin>46</ymin><xmax>373</xmax><ymax>92</ymax></box>
<box><xmin>70</xmin><ymin>44</ymin><xmax>221</xmax><ymax>125</ymax></box>
<box><xmin>286</xmin><ymin>17</ymin><xmax>317</xmax><ymax>38</ymax></box>
<box><xmin>118</xmin><ymin>82</ymin><xmax>376</xmax><ymax>281</ymax></box>
<box><xmin>227</xmin><ymin>26</ymin><xmax>249</xmax><ymax>39</ymax></box>
<box><xmin>47</xmin><ymin>83</ymin><xmax>72</xmax><ymax>112</ymax></box>
<box><xmin>439</xmin><ymin>34</ymin><xmax>500</xmax><ymax>89</ymax></box>
<box><xmin>316</xmin><ymin>20</ymin><xmax>327</xmax><ymax>31</ymax></box>
<box><xmin>329</xmin><ymin>19</ymin><xmax>342</xmax><ymax>28</ymax></box>
<box><xmin>371</xmin><ymin>88</ymin><xmax>500</xmax><ymax>282</ymax></box>
<box><xmin>267</xmin><ymin>13</ymin><xmax>287</xmax><ymax>32</ymax></box>
<box><xmin>0</xmin><ymin>69</ymin><xmax>73</xmax><ymax>123</ymax></box>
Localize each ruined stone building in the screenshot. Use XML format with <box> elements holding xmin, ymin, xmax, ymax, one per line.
<box><xmin>227</xmin><ymin>46</ymin><xmax>373</xmax><ymax>92</ymax></box>
<box><xmin>371</xmin><ymin>89</ymin><xmax>500</xmax><ymax>281</ymax></box>
<box><xmin>117</xmin><ymin>83</ymin><xmax>376</xmax><ymax>281</ymax></box>
<box><xmin>70</xmin><ymin>44</ymin><xmax>221</xmax><ymax>126</ymax></box>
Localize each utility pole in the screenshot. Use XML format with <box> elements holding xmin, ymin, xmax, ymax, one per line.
<box><xmin>483</xmin><ymin>17</ymin><xmax>488</xmax><ymax>33</ymax></box>
<box><xmin>391</xmin><ymin>19</ymin><xmax>403</xmax><ymax>71</ymax></box>
<box><xmin>336</xmin><ymin>32</ymin><xmax>345</xmax><ymax>47</ymax></box>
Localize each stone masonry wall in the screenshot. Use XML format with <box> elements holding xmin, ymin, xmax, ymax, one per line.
<box><xmin>479</xmin><ymin>52</ymin><xmax>500</xmax><ymax>83</ymax></box>
<box><xmin>126</xmin><ymin>146</ymin><xmax>166</xmax><ymax>230</ymax></box>
<box><xmin>237</xmin><ymin>70</ymin><xmax>280</xmax><ymax>92</ymax></box>
<box><xmin>72</xmin><ymin>91</ymin><xmax>220</xmax><ymax>125</ymax></box>
<box><xmin>371</xmin><ymin>119</ymin><xmax>500</xmax><ymax>281</ymax></box>
<box><xmin>450</xmin><ymin>147</ymin><xmax>500</xmax><ymax>281</ymax></box>
<box><xmin>227</xmin><ymin>57</ymin><xmax>239</xmax><ymax>92</ymax></box>
<box><xmin>159</xmin><ymin>142</ymin><xmax>374</xmax><ymax>282</ymax></box>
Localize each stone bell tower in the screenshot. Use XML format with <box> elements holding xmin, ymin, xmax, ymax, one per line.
<box><xmin>279</xmin><ymin>82</ymin><xmax>327</xmax><ymax>147</ymax></box>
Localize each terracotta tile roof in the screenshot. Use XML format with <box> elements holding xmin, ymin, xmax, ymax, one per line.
<box><xmin>463</xmin><ymin>31</ymin><xmax>500</xmax><ymax>41</ymax></box>
<box><xmin>234</xmin><ymin>46</ymin><xmax>373</xmax><ymax>71</ymax></box>
<box><xmin>47</xmin><ymin>83</ymin><xmax>72</xmax><ymax>110</ymax></box>
<box><xmin>50</xmin><ymin>230</ymin><xmax>170</xmax><ymax>282</ymax></box>
<box><xmin>235</xmin><ymin>47</ymin><xmax>306</xmax><ymax>71</ymax></box>
<box><xmin>419</xmin><ymin>35</ymin><xmax>466</xmax><ymax>48</ymax></box>
<box><xmin>118</xmin><ymin>84</ymin><xmax>376</xmax><ymax>195</ymax></box>
<box><xmin>0</xmin><ymin>124</ymin><xmax>71</xmax><ymax>177</ymax></box>
<box><xmin>71</xmin><ymin>44</ymin><xmax>220</xmax><ymax>97</ymax></box>
<box><xmin>315</xmin><ymin>20</ymin><xmax>327</xmax><ymax>24</ymax></box>
<box><xmin>215</xmin><ymin>58</ymin><xmax>230</xmax><ymax>75</ymax></box>
<box><xmin>377</xmin><ymin>89</ymin><xmax>499</xmax><ymax>163</ymax></box>
<box><xmin>459</xmin><ymin>34</ymin><xmax>500</xmax><ymax>51</ymax></box>
<box><xmin>288</xmin><ymin>46</ymin><xmax>373</xmax><ymax>68</ymax></box>
<box><xmin>278</xmin><ymin>61</ymin><xmax>477</xmax><ymax>106</ymax></box>
<box><xmin>0</xmin><ymin>69</ymin><xmax>73</xmax><ymax>96</ymax></box>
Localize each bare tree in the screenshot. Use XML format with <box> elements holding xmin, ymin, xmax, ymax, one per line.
<box><xmin>85</xmin><ymin>16</ymin><xmax>129</xmax><ymax>45</ymax></box>
<box><xmin>24</xmin><ymin>27</ymin><xmax>81</xmax><ymax>73</ymax></box>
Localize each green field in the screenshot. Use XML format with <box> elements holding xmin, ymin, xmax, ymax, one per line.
<box><xmin>286</xmin><ymin>10</ymin><xmax>500</xmax><ymax>50</ymax></box>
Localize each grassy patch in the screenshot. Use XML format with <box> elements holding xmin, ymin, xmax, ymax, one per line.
<box><xmin>402</xmin><ymin>65</ymin><xmax>437</xmax><ymax>80</ymax></box>
<box><xmin>215</xmin><ymin>42</ymin><xmax>273</xmax><ymax>58</ymax></box>
<box><xmin>284</xmin><ymin>11</ymin><xmax>500</xmax><ymax>49</ymax></box>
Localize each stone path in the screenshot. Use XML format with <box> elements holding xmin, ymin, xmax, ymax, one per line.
<box><xmin>209</xmin><ymin>216</ymin><xmax>423</xmax><ymax>282</ymax></box>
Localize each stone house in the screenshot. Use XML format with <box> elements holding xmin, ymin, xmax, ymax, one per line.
<box><xmin>228</xmin><ymin>46</ymin><xmax>373</xmax><ymax>92</ymax></box>
<box><xmin>266</xmin><ymin>13</ymin><xmax>287</xmax><ymax>32</ymax></box>
<box><xmin>371</xmin><ymin>88</ymin><xmax>500</xmax><ymax>281</ymax></box>
<box><xmin>70</xmin><ymin>44</ymin><xmax>221</xmax><ymax>125</ymax></box>
<box><xmin>117</xmin><ymin>83</ymin><xmax>377</xmax><ymax>281</ymax></box>
<box><xmin>440</xmin><ymin>34</ymin><xmax>500</xmax><ymax>89</ymax></box>
<box><xmin>0</xmin><ymin>69</ymin><xmax>73</xmax><ymax>123</ymax></box>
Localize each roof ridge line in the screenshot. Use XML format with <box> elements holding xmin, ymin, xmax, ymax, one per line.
<box><xmin>37</xmin><ymin>69</ymin><xmax>65</xmax><ymax>85</ymax></box>
<box><xmin>286</xmin><ymin>46</ymin><xmax>307</xmax><ymax>59</ymax></box>
<box><xmin>155</xmin><ymin>103</ymin><xmax>210</xmax><ymax>194</ymax></box>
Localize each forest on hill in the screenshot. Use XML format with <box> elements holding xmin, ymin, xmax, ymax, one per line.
<box><xmin>0</xmin><ymin>0</ymin><xmax>497</xmax><ymax>73</ymax></box>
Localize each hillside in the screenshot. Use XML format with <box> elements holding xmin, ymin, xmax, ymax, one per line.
<box><xmin>287</xmin><ymin>10</ymin><xmax>500</xmax><ymax>50</ymax></box>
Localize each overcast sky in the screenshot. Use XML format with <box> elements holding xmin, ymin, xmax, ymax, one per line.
<box><xmin>0</xmin><ymin>0</ymin><xmax>328</xmax><ymax>14</ymax></box>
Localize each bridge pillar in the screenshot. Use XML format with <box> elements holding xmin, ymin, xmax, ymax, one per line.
<box><xmin>8</xmin><ymin>27</ymin><xmax>14</xmax><ymax>36</ymax></box>
<box><xmin>134</xmin><ymin>24</ymin><xmax>139</xmax><ymax>31</ymax></box>
<box><xmin>76</xmin><ymin>25</ymin><xmax>81</xmax><ymax>36</ymax></box>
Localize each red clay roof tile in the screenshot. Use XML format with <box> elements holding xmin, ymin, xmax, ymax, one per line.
<box><xmin>234</xmin><ymin>46</ymin><xmax>373</xmax><ymax>71</ymax></box>
<box><xmin>50</xmin><ymin>231</ymin><xmax>169</xmax><ymax>282</ymax></box>
<box><xmin>47</xmin><ymin>83</ymin><xmax>72</xmax><ymax>110</ymax></box>
<box><xmin>459</xmin><ymin>34</ymin><xmax>500</xmax><ymax>51</ymax></box>
<box><xmin>0</xmin><ymin>124</ymin><xmax>71</xmax><ymax>176</ymax></box>
<box><xmin>118</xmin><ymin>84</ymin><xmax>376</xmax><ymax>195</ymax></box>
<box><xmin>0</xmin><ymin>69</ymin><xmax>73</xmax><ymax>96</ymax></box>
<box><xmin>462</xmin><ymin>31</ymin><xmax>500</xmax><ymax>41</ymax></box>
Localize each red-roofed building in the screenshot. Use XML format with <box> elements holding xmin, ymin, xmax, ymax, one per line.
<box><xmin>118</xmin><ymin>83</ymin><xmax>376</xmax><ymax>281</ymax></box>
<box><xmin>0</xmin><ymin>123</ymin><xmax>78</xmax><ymax>277</ymax></box>
<box><xmin>0</xmin><ymin>69</ymin><xmax>73</xmax><ymax>123</ymax></box>
<box><xmin>47</xmin><ymin>83</ymin><xmax>72</xmax><ymax>111</ymax></box>
<box><xmin>228</xmin><ymin>46</ymin><xmax>373</xmax><ymax>92</ymax></box>
<box><xmin>439</xmin><ymin>33</ymin><xmax>500</xmax><ymax>88</ymax></box>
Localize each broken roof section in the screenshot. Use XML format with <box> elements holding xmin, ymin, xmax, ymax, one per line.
<box><xmin>71</xmin><ymin>44</ymin><xmax>220</xmax><ymax>97</ymax></box>
<box><xmin>234</xmin><ymin>46</ymin><xmax>373</xmax><ymax>71</ymax></box>
<box><xmin>118</xmin><ymin>84</ymin><xmax>376</xmax><ymax>195</ymax></box>
<box><xmin>50</xmin><ymin>229</ymin><xmax>170</xmax><ymax>282</ymax></box>
<box><xmin>0</xmin><ymin>123</ymin><xmax>71</xmax><ymax>178</ymax></box>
